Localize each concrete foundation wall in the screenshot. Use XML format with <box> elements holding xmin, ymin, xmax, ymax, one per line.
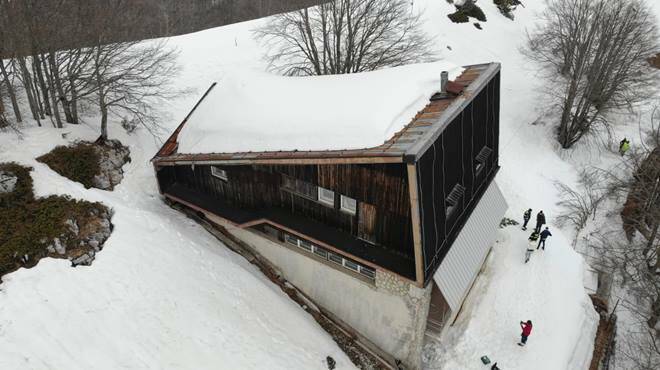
<box><xmin>212</xmin><ymin>215</ymin><xmax>432</xmax><ymax>369</ymax></box>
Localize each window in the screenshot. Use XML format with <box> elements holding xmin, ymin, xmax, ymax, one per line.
<box><xmin>343</xmin><ymin>259</ymin><xmax>359</xmax><ymax>272</ymax></box>
<box><xmin>475</xmin><ymin>146</ymin><xmax>492</xmax><ymax>176</ymax></box>
<box><xmin>446</xmin><ymin>183</ymin><xmax>466</xmax><ymax>217</ymax></box>
<box><xmin>263</xmin><ymin>225</ymin><xmax>280</xmax><ymax>239</ymax></box>
<box><xmin>328</xmin><ymin>252</ymin><xmax>343</xmax><ymax>265</ymax></box>
<box><xmin>211</xmin><ymin>166</ymin><xmax>228</xmax><ymax>181</ymax></box>
<box><xmin>318</xmin><ymin>187</ymin><xmax>335</xmax><ymax>207</ymax></box>
<box><xmin>340</xmin><ymin>195</ymin><xmax>357</xmax><ymax>215</ymax></box>
<box><xmin>285</xmin><ymin>234</ymin><xmax>299</xmax><ymax>247</ymax></box>
<box><xmin>299</xmin><ymin>239</ymin><xmax>313</xmax><ymax>252</ymax></box>
<box><xmin>359</xmin><ymin>265</ymin><xmax>376</xmax><ymax>279</ymax></box>
<box><xmin>281</xmin><ymin>175</ymin><xmax>317</xmax><ymax>200</ymax></box>
<box><xmin>313</xmin><ymin>245</ymin><xmax>328</xmax><ymax>259</ymax></box>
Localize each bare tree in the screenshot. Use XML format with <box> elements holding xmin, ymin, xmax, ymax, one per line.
<box><xmin>555</xmin><ymin>168</ymin><xmax>609</xmax><ymax>235</ymax></box>
<box><xmin>524</xmin><ymin>0</ymin><xmax>660</xmax><ymax>148</ymax></box>
<box><xmin>585</xmin><ymin>112</ymin><xmax>660</xmax><ymax>369</ymax></box>
<box><xmin>0</xmin><ymin>91</ymin><xmax>8</xmax><ymax>128</ymax></box>
<box><xmin>86</xmin><ymin>41</ymin><xmax>181</xmax><ymax>141</ymax></box>
<box><xmin>254</xmin><ymin>0</ymin><xmax>435</xmax><ymax>76</ymax></box>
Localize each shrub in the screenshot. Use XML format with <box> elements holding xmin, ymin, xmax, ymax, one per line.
<box><xmin>447</xmin><ymin>1</ymin><xmax>487</xmax><ymax>24</ymax></box>
<box><xmin>37</xmin><ymin>142</ymin><xmax>101</xmax><ymax>189</ymax></box>
<box><xmin>0</xmin><ymin>162</ymin><xmax>112</xmax><ymax>281</ymax></box>
<box><xmin>0</xmin><ymin>162</ymin><xmax>34</xmax><ymax>207</ymax></box>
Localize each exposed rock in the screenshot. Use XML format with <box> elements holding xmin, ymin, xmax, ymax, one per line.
<box><xmin>92</xmin><ymin>139</ymin><xmax>131</xmax><ymax>190</ymax></box>
<box><xmin>46</xmin><ymin>238</ymin><xmax>67</xmax><ymax>255</ymax></box>
<box><xmin>71</xmin><ymin>251</ymin><xmax>96</xmax><ymax>267</ymax></box>
<box><xmin>0</xmin><ymin>171</ymin><xmax>17</xmax><ymax>193</ymax></box>
<box><xmin>65</xmin><ymin>218</ymin><xmax>79</xmax><ymax>235</ymax></box>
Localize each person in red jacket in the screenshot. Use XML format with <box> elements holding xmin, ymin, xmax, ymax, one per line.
<box><xmin>518</xmin><ymin>320</ymin><xmax>533</xmax><ymax>346</ymax></box>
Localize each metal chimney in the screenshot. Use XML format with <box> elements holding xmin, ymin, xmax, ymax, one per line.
<box><xmin>440</xmin><ymin>71</ymin><xmax>449</xmax><ymax>93</ymax></box>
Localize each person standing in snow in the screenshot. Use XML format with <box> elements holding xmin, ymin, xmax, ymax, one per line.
<box><xmin>537</xmin><ymin>227</ymin><xmax>552</xmax><ymax>250</ymax></box>
<box><xmin>619</xmin><ymin>138</ymin><xmax>630</xmax><ymax>156</ymax></box>
<box><xmin>518</xmin><ymin>320</ymin><xmax>533</xmax><ymax>346</ymax></box>
<box><xmin>534</xmin><ymin>210</ymin><xmax>546</xmax><ymax>233</ymax></box>
<box><xmin>522</xmin><ymin>208</ymin><xmax>532</xmax><ymax>230</ymax></box>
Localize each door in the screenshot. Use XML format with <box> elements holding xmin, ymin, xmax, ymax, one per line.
<box><xmin>358</xmin><ymin>202</ymin><xmax>376</xmax><ymax>243</ymax></box>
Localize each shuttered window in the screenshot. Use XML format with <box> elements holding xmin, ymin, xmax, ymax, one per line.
<box><xmin>281</xmin><ymin>175</ymin><xmax>317</xmax><ymax>200</ymax></box>
<box><xmin>446</xmin><ymin>184</ymin><xmax>466</xmax><ymax>217</ymax></box>
<box><xmin>340</xmin><ymin>195</ymin><xmax>357</xmax><ymax>215</ymax></box>
<box><xmin>475</xmin><ymin>146</ymin><xmax>492</xmax><ymax>176</ymax></box>
<box><xmin>211</xmin><ymin>166</ymin><xmax>228</xmax><ymax>181</ymax></box>
<box><xmin>318</xmin><ymin>187</ymin><xmax>335</xmax><ymax>207</ymax></box>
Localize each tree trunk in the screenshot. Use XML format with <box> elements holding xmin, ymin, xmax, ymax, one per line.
<box><xmin>0</xmin><ymin>60</ymin><xmax>22</xmax><ymax>122</ymax></box>
<box><xmin>43</xmin><ymin>54</ymin><xmax>63</xmax><ymax>128</ymax></box>
<box><xmin>30</xmin><ymin>61</ymin><xmax>46</xmax><ymax>119</ymax></box>
<box><xmin>0</xmin><ymin>95</ymin><xmax>8</xmax><ymax>128</ymax></box>
<box><xmin>100</xmin><ymin>103</ymin><xmax>108</xmax><ymax>141</ymax></box>
<box><xmin>648</xmin><ymin>295</ymin><xmax>660</xmax><ymax>330</ymax></box>
<box><xmin>17</xmin><ymin>57</ymin><xmax>41</xmax><ymax>126</ymax></box>
<box><xmin>48</xmin><ymin>53</ymin><xmax>74</xmax><ymax>123</ymax></box>
<box><xmin>68</xmin><ymin>74</ymin><xmax>80</xmax><ymax>125</ymax></box>
<box><xmin>33</xmin><ymin>55</ymin><xmax>51</xmax><ymax>116</ymax></box>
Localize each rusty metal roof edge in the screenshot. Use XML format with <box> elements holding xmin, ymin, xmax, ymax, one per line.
<box><xmin>403</xmin><ymin>62</ymin><xmax>501</xmax><ymax>163</ymax></box>
<box><xmin>151</xmin><ymin>82</ymin><xmax>218</xmax><ymax>162</ymax></box>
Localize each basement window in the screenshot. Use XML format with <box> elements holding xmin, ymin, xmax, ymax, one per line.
<box><xmin>340</xmin><ymin>195</ymin><xmax>357</xmax><ymax>215</ymax></box>
<box><xmin>359</xmin><ymin>265</ymin><xmax>376</xmax><ymax>280</ymax></box>
<box><xmin>343</xmin><ymin>259</ymin><xmax>359</xmax><ymax>272</ymax></box>
<box><xmin>313</xmin><ymin>245</ymin><xmax>328</xmax><ymax>259</ymax></box>
<box><xmin>328</xmin><ymin>252</ymin><xmax>343</xmax><ymax>265</ymax></box>
<box><xmin>285</xmin><ymin>234</ymin><xmax>299</xmax><ymax>247</ymax></box>
<box><xmin>299</xmin><ymin>239</ymin><xmax>313</xmax><ymax>252</ymax></box>
<box><xmin>318</xmin><ymin>187</ymin><xmax>335</xmax><ymax>207</ymax></box>
<box><xmin>475</xmin><ymin>146</ymin><xmax>492</xmax><ymax>176</ymax></box>
<box><xmin>211</xmin><ymin>166</ymin><xmax>228</xmax><ymax>181</ymax></box>
<box><xmin>446</xmin><ymin>183</ymin><xmax>466</xmax><ymax>217</ymax></box>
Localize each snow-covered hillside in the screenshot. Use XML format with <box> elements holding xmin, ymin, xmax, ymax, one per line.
<box><xmin>0</xmin><ymin>129</ymin><xmax>356</xmax><ymax>370</ymax></box>
<box><xmin>3</xmin><ymin>0</ymin><xmax>658</xmax><ymax>369</ymax></box>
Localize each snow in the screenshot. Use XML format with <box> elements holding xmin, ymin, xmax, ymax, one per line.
<box><xmin>0</xmin><ymin>128</ymin><xmax>355</xmax><ymax>370</ymax></box>
<box><xmin>176</xmin><ymin>62</ymin><xmax>463</xmax><ymax>154</ymax></box>
<box><xmin>426</xmin><ymin>228</ymin><xmax>597</xmax><ymax>369</ymax></box>
<box><xmin>0</xmin><ymin>0</ymin><xmax>621</xmax><ymax>368</ymax></box>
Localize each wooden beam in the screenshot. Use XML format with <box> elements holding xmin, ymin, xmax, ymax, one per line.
<box><xmin>407</xmin><ymin>163</ymin><xmax>425</xmax><ymax>287</ymax></box>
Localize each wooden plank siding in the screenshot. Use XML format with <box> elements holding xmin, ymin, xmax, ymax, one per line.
<box><xmin>158</xmin><ymin>162</ymin><xmax>415</xmax><ymax>259</ymax></box>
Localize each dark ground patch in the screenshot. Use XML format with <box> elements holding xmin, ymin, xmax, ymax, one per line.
<box><xmin>447</xmin><ymin>1</ymin><xmax>487</xmax><ymax>24</ymax></box>
<box><xmin>0</xmin><ymin>162</ymin><xmax>113</xmax><ymax>283</ymax></box>
<box><xmin>650</xmin><ymin>53</ymin><xmax>660</xmax><ymax>69</ymax></box>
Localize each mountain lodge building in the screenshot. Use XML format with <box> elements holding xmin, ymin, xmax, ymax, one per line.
<box><xmin>152</xmin><ymin>62</ymin><xmax>507</xmax><ymax>369</ymax></box>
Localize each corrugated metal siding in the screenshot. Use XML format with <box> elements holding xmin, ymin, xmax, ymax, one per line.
<box><xmin>433</xmin><ymin>181</ymin><xmax>507</xmax><ymax>311</ymax></box>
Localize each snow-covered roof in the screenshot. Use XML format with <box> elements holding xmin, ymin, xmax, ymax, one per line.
<box><xmin>175</xmin><ymin>62</ymin><xmax>464</xmax><ymax>154</ymax></box>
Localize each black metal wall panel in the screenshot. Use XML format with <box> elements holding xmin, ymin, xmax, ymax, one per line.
<box><xmin>417</xmin><ymin>72</ymin><xmax>501</xmax><ymax>283</ymax></box>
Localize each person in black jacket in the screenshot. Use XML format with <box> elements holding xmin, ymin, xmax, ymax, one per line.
<box><xmin>522</xmin><ymin>208</ymin><xmax>532</xmax><ymax>230</ymax></box>
<box><xmin>535</xmin><ymin>211</ymin><xmax>546</xmax><ymax>233</ymax></box>
<box><xmin>537</xmin><ymin>227</ymin><xmax>552</xmax><ymax>250</ymax></box>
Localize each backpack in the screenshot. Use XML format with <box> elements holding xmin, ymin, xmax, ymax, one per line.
<box><xmin>528</xmin><ymin>231</ymin><xmax>540</xmax><ymax>241</ymax></box>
